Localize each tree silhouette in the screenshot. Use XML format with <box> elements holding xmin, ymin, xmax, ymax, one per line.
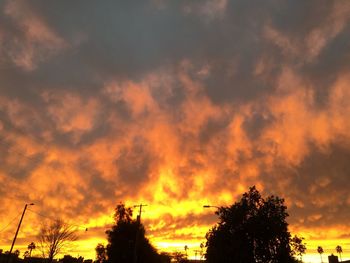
<box><xmin>200</xmin><ymin>243</ymin><xmax>204</xmax><ymax>259</ymax></box>
<box><xmin>105</xmin><ymin>203</ymin><xmax>162</xmax><ymax>263</ymax></box>
<box><xmin>317</xmin><ymin>246</ymin><xmax>324</xmax><ymax>263</ymax></box>
<box><xmin>336</xmin><ymin>245</ymin><xmax>343</xmax><ymax>262</ymax></box>
<box><xmin>95</xmin><ymin>243</ymin><xmax>107</xmax><ymax>263</ymax></box>
<box><xmin>205</xmin><ymin>186</ymin><xmax>304</xmax><ymax>263</ymax></box>
<box><xmin>159</xmin><ymin>252</ymin><xmax>171</xmax><ymax>263</ymax></box>
<box><xmin>37</xmin><ymin>219</ymin><xmax>77</xmax><ymax>263</ymax></box>
<box><xmin>61</xmin><ymin>255</ymin><xmax>84</xmax><ymax>263</ymax></box>
<box><xmin>23</xmin><ymin>251</ymin><xmax>30</xmax><ymax>258</ymax></box>
<box><xmin>28</xmin><ymin>242</ymin><xmax>36</xmax><ymax>257</ymax></box>
<box><xmin>290</xmin><ymin>235</ymin><xmax>307</xmax><ymax>261</ymax></box>
<box><xmin>171</xmin><ymin>252</ymin><xmax>186</xmax><ymax>263</ymax></box>
<box><xmin>184</xmin><ymin>245</ymin><xmax>188</xmax><ymax>259</ymax></box>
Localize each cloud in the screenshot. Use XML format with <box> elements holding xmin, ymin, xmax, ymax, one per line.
<box><xmin>1</xmin><ymin>0</ymin><xmax>350</xmax><ymax>259</ymax></box>
<box><xmin>0</xmin><ymin>0</ymin><xmax>66</xmax><ymax>71</ymax></box>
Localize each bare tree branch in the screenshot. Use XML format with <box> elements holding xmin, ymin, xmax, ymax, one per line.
<box><xmin>37</xmin><ymin>219</ymin><xmax>78</xmax><ymax>263</ymax></box>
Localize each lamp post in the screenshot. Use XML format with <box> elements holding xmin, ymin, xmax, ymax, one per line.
<box><xmin>7</xmin><ymin>203</ymin><xmax>34</xmax><ymax>263</ymax></box>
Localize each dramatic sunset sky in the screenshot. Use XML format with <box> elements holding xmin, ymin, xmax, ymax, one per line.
<box><xmin>0</xmin><ymin>1</ymin><xmax>350</xmax><ymax>262</ymax></box>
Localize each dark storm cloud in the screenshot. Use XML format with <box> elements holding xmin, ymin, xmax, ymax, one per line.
<box><xmin>242</xmin><ymin>110</ymin><xmax>275</xmax><ymax>141</ymax></box>
<box><xmin>115</xmin><ymin>137</ymin><xmax>155</xmax><ymax>187</ymax></box>
<box><xmin>77</xmin><ymin>157</ymin><xmax>117</xmax><ymax>199</ymax></box>
<box><xmin>0</xmin><ymin>150</ymin><xmax>43</xmax><ymax>179</ymax></box>
<box><xmin>199</xmin><ymin>115</ymin><xmax>231</xmax><ymax>144</ymax></box>
<box><xmin>301</xmin><ymin>22</ymin><xmax>350</xmax><ymax>106</ymax></box>
<box><xmin>295</xmin><ymin>145</ymin><xmax>350</xmax><ymax>227</ymax></box>
<box><xmin>1</xmin><ymin>0</ymin><xmax>349</xmax><ymax>105</ymax></box>
<box><xmin>262</xmin><ymin>144</ymin><xmax>350</xmax><ymax>228</ymax></box>
<box><xmin>1</xmin><ymin>1</ymin><xmax>195</xmax><ymax>82</ymax></box>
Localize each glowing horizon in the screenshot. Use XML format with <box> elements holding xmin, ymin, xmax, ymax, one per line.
<box><xmin>2</xmin><ymin>198</ymin><xmax>350</xmax><ymax>262</ymax></box>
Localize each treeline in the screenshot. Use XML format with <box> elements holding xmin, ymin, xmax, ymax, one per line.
<box><xmin>94</xmin><ymin>186</ymin><xmax>307</xmax><ymax>263</ymax></box>
<box><xmin>8</xmin><ymin>186</ymin><xmax>348</xmax><ymax>263</ymax></box>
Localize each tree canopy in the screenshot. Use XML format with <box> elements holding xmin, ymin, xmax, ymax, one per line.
<box><xmin>205</xmin><ymin>186</ymin><xmax>305</xmax><ymax>263</ymax></box>
<box><xmin>105</xmin><ymin>204</ymin><xmax>167</xmax><ymax>263</ymax></box>
<box><xmin>95</xmin><ymin>243</ymin><xmax>107</xmax><ymax>263</ymax></box>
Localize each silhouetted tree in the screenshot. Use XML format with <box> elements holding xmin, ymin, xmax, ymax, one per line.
<box><xmin>317</xmin><ymin>246</ymin><xmax>324</xmax><ymax>263</ymax></box>
<box><xmin>184</xmin><ymin>245</ymin><xmax>188</xmax><ymax>259</ymax></box>
<box><xmin>336</xmin><ymin>245</ymin><xmax>343</xmax><ymax>261</ymax></box>
<box><xmin>28</xmin><ymin>242</ymin><xmax>36</xmax><ymax>257</ymax></box>
<box><xmin>290</xmin><ymin>235</ymin><xmax>307</xmax><ymax>261</ymax></box>
<box><xmin>205</xmin><ymin>186</ymin><xmax>304</xmax><ymax>263</ymax></box>
<box><xmin>38</xmin><ymin>219</ymin><xmax>78</xmax><ymax>263</ymax></box>
<box><xmin>159</xmin><ymin>252</ymin><xmax>171</xmax><ymax>263</ymax></box>
<box><xmin>171</xmin><ymin>252</ymin><xmax>187</xmax><ymax>263</ymax></box>
<box><xmin>60</xmin><ymin>255</ymin><xmax>84</xmax><ymax>263</ymax></box>
<box><xmin>105</xmin><ymin>203</ymin><xmax>162</xmax><ymax>263</ymax></box>
<box><xmin>95</xmin><ymin>244</ymin><xmax>107</xmax><ymax>263</ymax></box>
<box><xmin>200</xmin><ymin>243</ymin><xmax>204</xmax><ymax>259</ymax></box>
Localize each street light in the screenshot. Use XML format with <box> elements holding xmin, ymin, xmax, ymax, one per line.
<box><xmin>7</xmin><ymin>203</ymin><xmax>34</xmax><ymax>263</ymax></box>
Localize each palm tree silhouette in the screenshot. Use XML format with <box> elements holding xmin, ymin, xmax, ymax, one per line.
<box><xmin>27</xmin><ymin>242</ymin><xmax>36</xmax><ymax>257</ymax></box>
<box><xmin>336</xmin><ymin>245</ymin><xmax>343</xmax><ymax>262</ymax></box>
<box><xmin>200</xmin><ymin>243</ymin><xmax>204</xmax><ymax>259</ymax></box>
<box><xmin>184</xmin><ymin>245</ymin><xmax>188</xmax><ymax>258</ymax></box>
<box><xmin>317</xmin><ymin>246</ymin><xmax>324</xmax><ymax>263</ymax></box>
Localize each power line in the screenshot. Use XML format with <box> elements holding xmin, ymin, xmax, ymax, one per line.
<box><xmin>27</xmin><ymin>208</ymin><xmax>88</xmax><ymax>231</ymax></box>
<box><xmin>0</xmin><ymin>212</ymin><xmax>22</xmax><ymax>234</ymax></box>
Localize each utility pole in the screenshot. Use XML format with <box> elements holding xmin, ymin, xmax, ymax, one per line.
<box><xmin>134</xmin><ymin>204</ymin><xmax>147</xmax><ymax>223</ymax></box>
<box><xmin>133</xmin><ymin>204</ymin><xmax>147</xmax><ymax>263</ymax></box>
<box><xmin>7</xmin><ymin>203</ymin><xmax>34</xmax><ymax>263</ymax></box>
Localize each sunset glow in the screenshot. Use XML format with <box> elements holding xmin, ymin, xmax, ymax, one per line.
<box><xmin>1</xmin><ymin>1</ymin><xmax>350</xmax><ymax>263</ymax></box>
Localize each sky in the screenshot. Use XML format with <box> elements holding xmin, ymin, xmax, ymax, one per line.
<box><xmin>0</xmin><ymin>0</ymin><xmax>350</xmax><ymax>262</ymax></box>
